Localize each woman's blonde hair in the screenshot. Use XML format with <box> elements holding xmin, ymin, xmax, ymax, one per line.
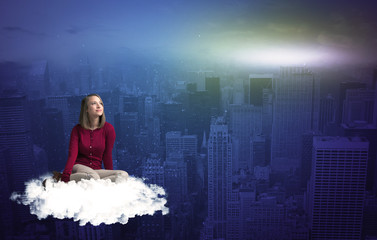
<box><xmin>79</xmin><ymin>93</ymin><xmax>106</xmax><ymax>129</ymax></box>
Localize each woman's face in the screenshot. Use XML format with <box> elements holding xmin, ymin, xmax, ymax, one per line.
<box><xmin>86</xmin><ymin>96</ymin><xmax>104</xmax><ymax>118</ymax></box>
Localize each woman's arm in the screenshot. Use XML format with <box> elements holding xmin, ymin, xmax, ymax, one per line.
<box><xmin>102</xmin><ymin>123</ymin><xmax>116</xmax><ymax>170</ymax></box>
<box><xmin>61</xmin><ymin>126</ymin><xmax>79</xmax><ymax>182</ymax></box>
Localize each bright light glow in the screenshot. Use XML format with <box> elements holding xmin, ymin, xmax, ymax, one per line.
<box><xmin>233</xmin><ymin>48</ymin><xmax>324</xmax><ymax>66</ymax></box>
<box><xmin>10</xmin><ymin>175</ymin><xmax>168</xmax><ymax>226</ymax></box>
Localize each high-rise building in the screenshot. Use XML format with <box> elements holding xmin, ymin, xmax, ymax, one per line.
<box><xmin>262</xmin><ymin>88</ymin><xmax>273</xmax><ymax>137</ymax></box>
<box><xmin>207</xmin><ymin>117</ymin><xmax>232</xmax><ymax>239</ymax></box>
<box><xmin>340</xmin><ymin>88</ymin><xmax>377</xmax><ymax>192</ymax></box>
<box><xmin>300</xmin><ymin>131</ymin><xmax>320</xmax><ymax>189</ymax></box>
<box><xmin>164</xmin><ymin>153</ymin><xmax>188</xmax><ymax>206</ymax></box>
<box><xmin>342</xmin><ymin>88</ymin><xmax>375</xmax><ymax>126</ymax></box>
<box><xmin>187</xmin><ymin>91</ymin><xmax>211</xmax><ymax>149</ymax></box>
<box><xmin>0</xmin><ymin>92</ymin><xmax>35</xmax><ymax>224</ymax></box>
<box><xmin>319</xmin><ymin>94</ymin><xmax>336</xmax><ymax>134</ymax></box>
<box><xmin>186</xmin><ymin>71</ymin><xmax>214</xmax><ymax>92</ymax></box>
<box><xmin>0</xmin><ymin>147</ymin><xmax>13</xmax><ymax>238</ymax></box>
<box><xmin>42</xmin><ymin>108</ymin><xmax>66</xmax><ymax>171</ymax></box>
<box><xmin>309</xmin><ymin>136</ymin><xmax>368</xmax><ymax>240</ymax></box>
<box><xmin>205</xmin><ymin>77</ymin><xmax>221</xmax><ymax>114</ymax></box>
<box><xmin>165</xmin><ymin>131</ymin><xmax>197</xmax><ymax>158</ymax></box>
<box><xmin>249</xmin><ymin>73</ymin><xmax>273</xmax><ymax>106</ymax></box>
<box><xmin>250</xmin><ymin>134</ymin><xmax>266</xmax><ymax>168</ymax></box>
<box><xmin>271</xmin><ymin>66</ymin><xmax>319</xmax><ymax>172</ymax></box>
<box><xmin>159</xmin><ymin>101</ymin><xmax>186</xmax><ymax>145</ymax></box>
<box><xmin>337</xmin><ymin>81</ymin><xmax>366</xmax><ymax>125</ymax></box>
<box><xmin>144</xmin><ymin>96</ymin><xmax>154</xmax><ymax>127</ymax></box>
<box><xmin>229</xmin><ymin>104</ymin><xmax>262</xmax><ymax>171</ymax></box>
<box><xmin>165</xmin><ymin>131</ymin><xmax>197</xmax><ymax>193</ymax></box>
<box><xmin>141</xmin><ymin>154</ymin><xmax>164</xmax><ymax>240</ymax></box>
<box><xmin>114</xmin><ymin>112</ymin><xmax>139</xmax><ymax>154</ymax></box>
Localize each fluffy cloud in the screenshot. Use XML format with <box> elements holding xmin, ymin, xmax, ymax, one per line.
<box><xmin>11</xmin><ymin>175</ymin><xmax>168</xmax><ymax>226</ymax></box>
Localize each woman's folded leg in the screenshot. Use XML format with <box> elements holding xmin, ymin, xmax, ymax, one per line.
<box><xmin>70</xmin><ymin>164</ymin><xmax>100</xmax><ymax>182</ymax></box>
<box><xmin>95</xmin><ymin>169</ymin><xmax>129</xmax><ymax>182</ymax></box>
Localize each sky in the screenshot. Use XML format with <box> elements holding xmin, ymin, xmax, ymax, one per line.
<box><xmin>1</xmin><ymin>0</ymin><xmax>377</xmax><ymax>66</ymax></box>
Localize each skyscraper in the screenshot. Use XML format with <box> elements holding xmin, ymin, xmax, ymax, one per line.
<box><xmin>249</xmin><ymin>73</ymin><xmax>273</xmax><ymax>106</ymax></box>
<box><xmin>342</xmin><ymin>88</ymin><xmax>375</xmax><ymax>126</ymax></box>
<box><xmin>205</xmin><ymin>77</ymin><xmax>221</xmax><ymax>114</ymax></box>
<box><xmin>319</xmin><ymin>94</ymin><xmax>336</xmax><ymax>134</ymax></box>
<box><xmin>271</xmin><ymin>66</ymin><xmax>319</xmax><ymax>172</ymax></box>
<box><xmin>207</xmin><ymin>117</ymin><xmax>232</xmax><ymax>239</ymax></box>
<box><xmin>309</xmin><ymin>136</ymin><xmax>368</xmax><ymax>240</ymax></box>
<box><xmin>337</xmin><ymin>81</ymin><xmax>366</xmax><ymax>125</ymax></box>
<box><xmin>229</xmin><ymin>104</ymin><xmax>262</xmax><ymax>171</ymax></box>
<box><xmin>0</xmin><ymin>92</ymin><xmax>35</xmax><ymax>224</ymax></box>
<box><xmin>165</xmin><ymin>131</ymin><xmax>198</xmax><ymax>193</ymax></box>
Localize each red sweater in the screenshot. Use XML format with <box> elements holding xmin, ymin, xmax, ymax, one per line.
<box><xmin>61</xmin><ymin>122</ymin><xmax>116</xmax><ymax>182</ymax></box>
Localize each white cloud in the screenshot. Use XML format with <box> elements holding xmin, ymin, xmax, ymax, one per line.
<box><xmin>10</xmin><ymin>175</ymin><xmax>168</xmax><ymax>226</ymax></box>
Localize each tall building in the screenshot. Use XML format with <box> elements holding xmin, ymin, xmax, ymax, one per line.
<box><xmin>300</xmin><ymin>131</ymin><xmax>320</xmax><ymax>189</ymax></box>
<box><xmin>42</xmin><ymin>108</ymin><xmax>66</xmax><ymax>171</ymax></box>
<box><xmin>114</xmin><ymin>112</ymin><xmax>139</xmax><ymax>154</ymax></box>
<box><xmin>342</xmin><ymin>88</ymin><xmax>375</xmax><ymax>126</ymax></box>
<box><xmin>341</xmin><ymin>88</ymin><xmax>377</xmax><ymax>192</ymax></box>
<box><xmin>250</xmin><ymin>134</ymin><xmax>266</xmax><ymax>168</ymax></box>
<box><xmin>165</xmin><ymin>131</ymin><xmax>197</xmax><ymax>193</ymax></box>
<box><xmin>207</xmin><ymin>117</ymin><xmax>232</xmax><ymax>239</ymax></box>
<box><xmin>186</xmin><ymin>71</ymin><xmax>214</xmax><ymax>92</ymax></box>
<box><xmin>337</xmin><ymin>81</ymin><xmax>366</xmax><ymax>125</ymax></box>
<box><xmin>164</xmin><ymin>153</ymin><xmax>188</xmax><ymax>206</ymax></box>
<box><xmin>249</xmin><ymin>73</ymin><xmax>273</xmax><ymax>106</ymax></box>
<box><xmin>165</xmin><ymin>131</ymin><xmax>197</xmax><ymax>158</ymax></box>
<box><xmin>0</xmin><ymin>147</ymin><xmax>14</xmax><ymax>238</ymax></box>
<box><xmin>159</xmin><ymin>101</ymin><xmax>186</xmax><ymax>145</ymax></box>
<box><xmin>46</xmin><ymin>95</ymin><xmax>72</xmax><ymax>142</ymax></box>
<box><xmin>229</xmin><ymin>104</ymin><xmax>262</xmax><ymax>171</ymax></box>
<box><xmin>271</xmin><ymin>66</ymin><xmax>319</xmax><ymax>172</ymax></box>
<box><xmin>144</xmin><ymin>96</ymin><xmax>154</xmax><ymax>127</ymax></box>
<box><xmin>319</xmin><ymin>94</ymin><xmax>336</xmax><ymax>134</ymax></box>
<box><xmin>0</xmin><ymin>92</ymin><xmax>35</xmax><ymax>225</ymax></box>
<box><xmin>205</xmin><ymin>77</ymin><xmax>221</xmax><ymax>114</ymax></box>
<box><xmin>141</xmin><ymin>154</ymin><xmax>165</xmax><ymax>240</ymax></box>
<box><xmin>187</xmin><ymin>91</ymin><xmax>211</xmax><ymax>149</ymax></box>
<box><xmin>262</xmin><ymin>88</ymin><xmax>273</xmax><ymax>137</ymax></box>
<box><xmin>309</xmin><ymin>136</ymin><xmax>368</xmax><ymax>240</ymax></box>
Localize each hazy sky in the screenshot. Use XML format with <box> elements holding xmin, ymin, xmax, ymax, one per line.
<box><xmin>1</xmin><ymin>0</ymin><xmax>377</xmax><ymax>66</ymax></box>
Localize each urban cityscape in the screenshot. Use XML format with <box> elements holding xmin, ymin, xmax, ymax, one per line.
<box><xmin>1</xmin><ymin>1</ymin><xmax>377</xmax><ymax>240</ymax></box>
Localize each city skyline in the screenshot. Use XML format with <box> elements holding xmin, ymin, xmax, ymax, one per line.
<box><xmin>1</xmin><ymin>1</ymin><xmax>377</xmax><ymax>239</ymax></box>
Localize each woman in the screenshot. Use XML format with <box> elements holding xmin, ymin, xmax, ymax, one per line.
<box><xmin>57</xmin><ymin>93</ymin><xmax>128</xmax><ymax>183</ymax></box>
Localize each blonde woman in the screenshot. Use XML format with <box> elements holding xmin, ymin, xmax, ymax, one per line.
<box><xmin>53</xmin><ymin>93</ymin><xmax>128</xmax><ymax>183</ymax></box>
